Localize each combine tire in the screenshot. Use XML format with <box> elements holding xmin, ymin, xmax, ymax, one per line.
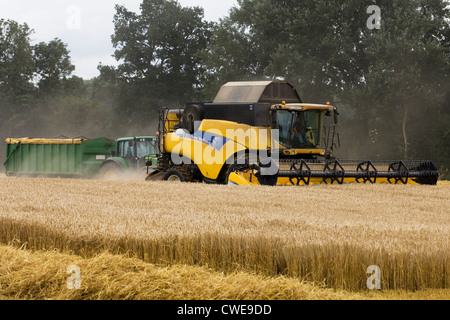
<box><xmin>225</xmin><ymin>154</ymin><xmax>251</xmax><ymax>184</ymax></box>
<box><xmin>225</xmin><ymin>155</ymin><xmax>278</xmax><ymax>186</ymax></box>
<box><xmin>163</xmin><ymin>166</ymin><xmax>194</xmax><ymax>182</ymax></box>
<box><xmin>163</xmin><ymin>170</ymin><xmax>184</xmax><ymax>182</ymax></box>
<box><xmin>146</xmin><ymin>170</ymin><xmax>165</xmax><ymax>181</ymax></box>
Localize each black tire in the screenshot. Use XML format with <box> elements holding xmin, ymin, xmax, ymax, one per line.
<box><xmin>256</xmin><ymin>157</ymin><xmax>279</xmax><ymax>186</ymax></box>
<box><xmin>224</xmin><ymin>155</ymin><xmax>279</xmax><ymax>186</ymax></box>
<box><xmin>98</xmin><ymin>162</ymin><xmax>123</xmax><ymax>180</ymax></box>
<box><xmin>163</xmin><ymin>166</ymin><xmax>196</xmax><ymax>183</ymax></box>
<box><xmin>163</xmin><ymin>169</ymin><xmax>185</xmax><ymax>182</ymax></box>
<box><xmin>224</xmin><ymin>155</ymin><xmax>250</xmax><ymax>184</ymax></box>
<box><xmin>146</xmin><ymin>170</ymin><xmax>165</xmax><ymax>181</ymax></box>
<box><xmin>181</xmin><ymin>104</ymin><xmax>205</xmax><ymax>134</ymax></box>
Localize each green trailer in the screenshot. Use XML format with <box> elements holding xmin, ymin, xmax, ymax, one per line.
<box><xmin>4</xmin><ymin>136</ymin><xmax>158</xmax><ymax>179</ymax></box>
<box><xmin>4</xmin><ymin>137</ymin><xmax>115</xmax><ymax>178</ymax></box>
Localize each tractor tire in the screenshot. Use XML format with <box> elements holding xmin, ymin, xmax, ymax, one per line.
<box><xmin>181</xmin><ymin>104</ymin><xmax>205</xmax><ymax>134</ymax></box>
<box><xmin>98</xmin><ymin>162</ymin><xmax>124</xmax><ymax>180</ymax></box>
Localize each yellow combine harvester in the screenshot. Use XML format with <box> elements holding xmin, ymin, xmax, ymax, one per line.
<box><xmin>147</xmin><ymin>81</ymin><xmax>439</xmax><ymax>186</ymax></box>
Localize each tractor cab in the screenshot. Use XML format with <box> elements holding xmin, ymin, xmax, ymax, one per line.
<box><xmin>115</xmin><ymin>137</ymin><xmax>158</xmax><ymax>169</ymax></box>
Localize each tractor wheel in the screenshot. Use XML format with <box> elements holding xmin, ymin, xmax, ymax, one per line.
<box><xmin>98</xmin><ymin>162</ymin><xmax>123</xmax><ymax>180</ymax></box>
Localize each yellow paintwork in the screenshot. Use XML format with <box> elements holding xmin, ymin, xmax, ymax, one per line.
<box><xmin>164</xmin><ymin>120</ymin><xmax>273</xmax><ymax>180</ymax></box>
<box><xmin>164</xmin><ymin>109</ymin><xmax>182</xmax><ymax>132</ymax></box>
<box><xmin>160</xmin><ymin>101</ymin><xmax>336</xmax><ymax>180</ymax></box>
<box><xmin>237</xmin><ymin>176</ymin><xmax>422</xmax><ymax>186</ymax></box>
<box><xmin>228</xmin><ymin>172</ymin><xmax>256</xmax><ymax>186</ymax></box>
<box><xmin>198</xmin><ymin>120</ymin><xmax>272</xmax><ymax>150</ymax></box>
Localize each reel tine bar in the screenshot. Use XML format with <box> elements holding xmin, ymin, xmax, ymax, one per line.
<box><xmin>356</xmin><ymin>161</ymin><xmax>378</xmax><ymax>184</ymax></box>
<box><xmin>289</xmin><ymin>160</ymin><xmax>312</xmax><ymax>185</ymax></box>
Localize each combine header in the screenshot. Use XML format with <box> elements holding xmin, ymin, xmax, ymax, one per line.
<box><xmin>147</xmin><ymin>81</ymin><xmax>439</xmax><ymax>186</ymax></box>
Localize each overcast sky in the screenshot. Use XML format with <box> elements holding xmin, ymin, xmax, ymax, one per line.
<box><xmin>0</xmin><ymin>0</ymin><xmax>238</xmax><ymax>79</ymax></box>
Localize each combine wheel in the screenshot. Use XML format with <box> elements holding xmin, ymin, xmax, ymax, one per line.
<box><xmin>146</xmin><ymin>170</ymin><xmax>165</xmax><ymax>181</ymax></box>
<box><xmin>224</xmin><ymin>155</ymin><xmax>278</xmax><ymax>186</ymax></box>
<box><xmin>224</xmin><ymin>154</ymin><xmax>251</xmax><ymax>184</ymax></box>
<box><xmin>225</xmin><ymin>163</ymin><xmax>249</xmax><ymax>184</ymax></box>
<box><xmin>163</xmin><ymin>166</ymin><xmax>194</xmax><ymax>183</ymax></box>
<box><xmin>163</xmin><ymin>170</ymin><xmax>184</xmax><ymax>182</ymax></box>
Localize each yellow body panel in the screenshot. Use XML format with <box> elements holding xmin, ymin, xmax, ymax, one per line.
<box><xmin>232</xmin><ymin>176</ymin><xmax>422</xmax><ymax>186</ymax></box>
<box><xmin>165</xmin><ymin>109</ymin><xmax>182</xmax><ymax>132</ymax></box>
<box><xmin>164</xmin><ymin>120</ymin><xmax>274</xmax><ymax>180</ymax></box>
<box><xmin>228</xmin><ymin>172</ymin><xmax>256</xmax><ymax>186</ymax></box>
<box><xmin>198</xmin><ymin>120</ymin><xmax>272</xmax><ymax>151</ymax></box>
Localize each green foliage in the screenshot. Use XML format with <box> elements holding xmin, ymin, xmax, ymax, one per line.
<box><xmin>108</xmin><ymin>0</ymin><xmax>213</xmax><ymax>113</ymax></box>
<box><xmin>33</xmin><ymin>38</ymin><xmax>75</xmax><ymax>95</ymax></box>
<box><xmin>0</xmin><ymin>19</ymin><xmax>35</xmax><ymax>110</ymax></box>
<box><xmin>200</xmin><ymin>17</ymin><xmax>267</xmax><ymax>99</ymax></box>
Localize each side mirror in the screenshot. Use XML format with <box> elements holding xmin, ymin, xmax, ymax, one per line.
<box><xmin>334</xmin><ymin>108</ymin><xmax>339</xmax><ymax>125</ymax></box>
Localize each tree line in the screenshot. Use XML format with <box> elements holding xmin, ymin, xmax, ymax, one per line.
<box><xmin>1</xmin><ymin>0</ymin><xmax>449</xmax><ymax>177</ymax></box>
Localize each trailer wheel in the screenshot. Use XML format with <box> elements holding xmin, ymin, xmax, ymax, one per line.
<box><xmin>99</xmin><ymin>162</ymin><xmax>123</xmax><ymax>180</ymax></box>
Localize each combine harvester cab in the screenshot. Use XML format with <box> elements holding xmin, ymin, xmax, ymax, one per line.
<box><xmin>148</xmin><ymin>81</ymin><xmax>439</xmax><ymax>186</ymax></box>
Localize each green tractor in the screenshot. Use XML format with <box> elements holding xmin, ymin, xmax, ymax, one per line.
<box><xmin>98</xmin><ymin>136</ymin><xmax>158</xmax><ymax>180</ymax></box>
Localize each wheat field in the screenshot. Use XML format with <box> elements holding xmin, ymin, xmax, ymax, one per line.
<box><xmin>0</xmin><ymin>174</ymin><xmax>449</xmax><ymax>299</ymax></box>
<box><xmin>1</xmin><ymin>244</ymin><xmax>448</xmax><ymax>300</ymax></box>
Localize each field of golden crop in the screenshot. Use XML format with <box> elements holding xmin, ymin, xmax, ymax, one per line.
<box><xmin>0</xmin><ymin>174</ymin><xmax>449</xmax><ymax>300</ymax></box>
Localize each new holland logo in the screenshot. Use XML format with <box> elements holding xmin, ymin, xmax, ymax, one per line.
<box><xmin>176</xmin><ymin>129</ymin><xmax>229</xmax><ymax>151</ymax></box>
